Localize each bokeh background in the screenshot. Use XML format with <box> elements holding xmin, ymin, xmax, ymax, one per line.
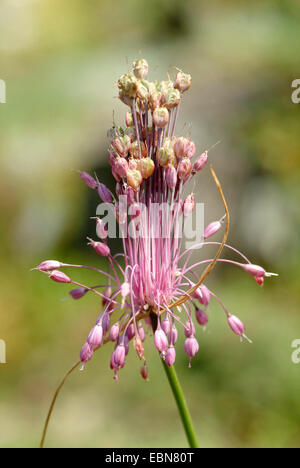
<box><xmin>0</xmin><ymin>0</ymin><xmax>300</xmax><ymax>448</ymax></box>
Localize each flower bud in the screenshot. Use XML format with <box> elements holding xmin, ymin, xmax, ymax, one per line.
<box><xmin>138</xmin><ymin>324</ymin><xmax>145</xmax><ymax>342</ymax></box>
<box><xmin>70</xmin><ymin>288</ymin><xmax>87</xmax><ymax>300</ymax></box>
<box><xmin>178</xmin><ymin>158</ymin><xmax>192</xmax><ymax>180</ymax></box>
<box><xmin>193</xmin><ymin>152</ymin><xmax>208</xmax><ymax>172</ymax></box>
<box><xmin>140</xmin><ymin>362</ymin><xmax>149</xmax><ymax>381</ymax></box>
<box><xmin>161</xmin><ymin>317</ymin><xmax>171</xmax><ymax>336</ymax></box>
<box><xmin>97</xmin><ymin>183</ymin><xmax>113</xmax><ymax>203</ymax></box>
<box><xmin>117</xmin><ymin>73</ymin><xmax>138</xmax><ymax>98</ymax></box>
<box><xmin>128</xmin><ymin>158</ymin><xmax>138</xmax><ymax>170</ymax></box>
<box><xmin>154</xmin><ymin>328</ymin><xmax>168</xmax><ymax>352</ymax></box>
<box><xmin>165</xmin><ymin>347</ymin><xmax>176</xmax><ymax>367</ymax></box>
<box><xmin>134</xmin><ymin>335</ymin><xmax>144</xmax><ymax>359</ymax></box>
<box><xmin>136</xmin><ymin>81</ymin><xmax>149</xmax><ymax>101</ymax></box>
<box><xmin>101</xmin><ymin>312</ymin><xmax>110</xmax><ymax>334</ymax></box>
<box><xmin>165</xmin><ymin>165</ymin><xmax>177</xmax><ymax>189</ymax></box>
<box><xmin>102</xmin><ymin>285</ymin><xmax>112</xmax><ymax>306</ymax></box>
<box><xmin>184</xmin><ymin>320</ymin><xmax>196</xmax><ymax>338</ymax></box>
<box><xmin>195</xmin><ymin>308</ymin><xmax>208</xmax><ymax>326</ymax></box>
<box><xmin>174</xmin><ymin>71</ymin><xmax>192</xmax><ymax>93</ymax></box>
<box><xmin>193</xmin><ymin>284</ymin><xmax>210</xmax><ymax>307</ymax></box>
<box><xmin>153</xmin><ymin>107</ymin><xmax>169</xmax><ymax>128</ymax></box>
<box><xmin>114</xmin><ymin>344</ymin><xmax>126</xmax><ymax>367</ymax></box>
<box><xmin>119</xmin><ymin>90</ymin><xmax>132</xmax><ymax>106</ymax></box>
<box><xmin>127</xmin><ymin>169</ymin><xmax>143</xmax><ymax>191</ymax></box>
<box><xmin>133</xmin><ymin>58</ymin><xmax>149</xmax><ymax>80</ymax></box>
<box><xmin>203</xmin><ymin>221</ymin><xmax>222</xmax><ymax>239</ymax></box>
<box><xmin>164</xmin><ymin>88</ymin><xmax>181</xmax><ymax>109</ymax></box>
<box><xmin>88</xmin><ymin>238</ymin><xmax>110</xmax><ymax>257</ymax></box>
<box><xmin>88</xmin><ymin>324</ymin><xmax>103</xmax><ymax>348</ymax></box>
<box><xmin>149</xmin><ymin>90</ymin><xmax>161</xmax><ymax>110</ymax></box>
<box><xmin>129</xmin><ymin>141</ymin><xmax>147</xmax><ymax>159</ymax></box>
<box><xmin>79</xmin><ymin>171</ymin><xmax>98</xmax><ymax>189</ymax></box>
<box><xmin>114</xmin><ymin>156</ymin><xmax>129</xmax><ymax>178</ymax></box>
<box><xmin>50</xmin><ymin>270</ymin><xmax>71</xmax><ymax>283</ymax></box>
<box><xmin>125</xmin><ymin>112</ymin><xmax>133</xmax><ymax>127</ymax></box>
<box><xmin>184</xmin><ymin>337</ymin><xmax>199</xmax><ymax>359</ymax></box>
<box><xmin>35</xmin><ymin>260</ymin><xmax>62</xmax><ymax>272</ymax></box>
<box><xmin>186</xmin><ymin>141</ymin><xmax>196</xmax><ymax>159</ymax></box>
<box><xmin>183</xmin><ymin>194</ymin><xmax>195</xmax><ymax>216</ymax></box>
<box><xmin>80</xmin><ymin>342</ymin><xmax>93</xmax><ymax>365</ymax></box>
<box><xmin>126</xmin><ymin>323</ymin><xmax>135</xmax><ymax>341</ymax></box>
<box><xmin>124</xmin><ymin>126</ymin><xmax>137</xmax><ymax>142</ymax></box>
<box><xmin>95</xmin><ymin>218</ymin><xmax>108</xmax><ymax>240</ymax></box>
<box><xmin>114</xmin><ymin>135</ymin><xmax>131</xmax><ymax>156</ymax></box>
<box><xmin>124</xmin><ymin>185</ymin><xmax>135</xmax><ymax>204</ymax></box>
<box><xmin>157</xmin><ymin>146</ymin><xmax>173</xmax><ymax>168</ymax></box>
<box><xmin>174</xmin><ymin>137</ymin><xmax>190</xmax><ymax>158</ymax></box>
<box><xmin>137</xmin><ymin>157</ymin><xmax>155</xmax><ymax>179</ymax></box>
<box><xmin>171</xmin><ymin>325</ymin><xmax>178</xmax><ymax>345</ymax></box>
<box><xmin>109</xmin><ymin>322</ymin><xmax>120</xmax><ymax>342</ymax></box>
<box><xmin>227</xmin><ymin>314</ymin><xmax>245</xmax><ymax>337</ymax></box>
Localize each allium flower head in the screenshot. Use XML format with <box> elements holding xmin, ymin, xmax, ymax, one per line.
<box><xmin>34</xmin><ymin>59</ymin><xmax>277</xmax><ymax>381</ymax></box>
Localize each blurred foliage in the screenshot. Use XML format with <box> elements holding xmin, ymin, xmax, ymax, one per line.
<box><xmin>0</xmin><ymin>0</ymin><xmax>299</xmax><ymax>448</ymax></box>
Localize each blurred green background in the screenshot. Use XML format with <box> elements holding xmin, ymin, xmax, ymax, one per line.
<box><xmin>0</xmin><ymin>0</ymin><xmax>300</xmax><ymax>448</ymax></box>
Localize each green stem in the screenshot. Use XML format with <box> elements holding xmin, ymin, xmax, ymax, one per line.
<box><xmin>150</xmin><ymin>312</ymin><xmax>199</xmax><ymax>448</ymax></box>
<box><xmin>161</xmin><ymin>358</ymin><xmax>199</xmax><ymax>448</ymax></box>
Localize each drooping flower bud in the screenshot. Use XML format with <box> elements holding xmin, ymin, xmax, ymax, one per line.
<box><xmin>78</xmin><ymin>171</ymin><xmax>98</xmax><ymax>189</ymax></box>
<box><xmin>165</xmin><ymin>347</ymin><xmax>176</xmax><ymax>367</ymax></box>
<box><xmin>174</xmin><ymin>137</ymin><xmax>190</xmax><ymax>159</ymax></box>
<box><xmin>178</xmin><ymin>157</ymin><xmax>192</xmax><ymax>180</ymax></box>
<box><xmin>227</xmin><ymin>314</ymin><xmax>247</xmax><ymax>341</ymax></box>
<box><xmin>133</xmin><ymin>58</ymin><xmax>149</xmax><ymax>80</ymax></box>
<box><xmin>154</xmin><ymin>328</ymin><xmax>168</xmax><ymax>352</ymax></box>
<box><xmin>101</xmin><ymin>312</ymin><xmax>111</xmax><ymax>334</ymax></box>
<box><xmin>161</xmin><ymin>317</ymin><xmax>171</xmax><ymax>336</ymax></box>
<box><xmin>97</xmin><ymin>183</ymin><xmax>113</xmax><ymax>203</ymax></box>
<box><xmin>127</xmin><ymin>169</ymin><xmax>143</xmax><ymax>191</ymax></box>
<box><xmin>184</xmin><ymin>320</ymin><xmax>196</xmax><ymax>338</ymax></box>
<box><xmin>153</xmin><ymin>107</ymin><xmax>169</xmax><ymax>128</ymax></box>
<box><xmin>171</xmin><ymin>324</ymin><xmax>178</xmax><ymax>345</ymax></box>
<box><xmin>195</xmin><ymin>308</ymin><xmax>208</xmax><ymax>326</ymax></box>
<box><xmin>49</xmin><ymin>270</ymin><xmax>71</xmax><ymax>283</ymax></box>
<box><xmin>70</xmin><ymin>287</ymin><xmax>87</xmax><ymax>300</ymax></box>
<box><xmin>140</xmin><ymin>362</ymin><xmax>149</xmax><ymax>381</ymax></box>
<box><xmin>240</xmin><ymin>264</ymin><xmax>278</xmax><ymax>282</ymax></box>
<box><xmin>193</xmin><ymin>151</ymin><xmax>208</xmax><ymax>173</ymax></box>
<box><xmin>80</xmin><ymin>342</ymin><xmax>93</xmax><ymax>366</ymax></box>
<box><xmin>174</xmin><ymin>71</ymin><xmax>192</xmax><ymax>93</ymax></box>
<box><xmin>88</xmin><ymin>324</ymin><xmax>103</xmax><ymax>349</ymax></box>
<box><xmin>134</xmin><ymin>335</ymin><xmax>144</xmax><ymax>359</ymax></box>
<box><xmin>193</xmin><ymin>284</ymin><xmax>210</xmax><ymax>307</ymax></box>
<box><xmin>126</xmin><ymin>323</ymin><xmax>135</xmax><ymax>341</ymax></box>
<box><xmin>138</xmin><ymin>323</ymin><xmax>145</xmax><ymax>342</ymax></box>
<box><xmin>109</xmin><ymin>322</ymin><xmax>120</xmax><ymax>342</ymax></box>
<box><xmin>114</xmin><ymin>344</ymin><xmax>126</xmax><ymax>367</ymax></box>
<box><xmin>184</xmin><ymin>336</ymin><xmax>199</xmax><ymax>359</ymax></box>
<box><xmin>34</xmin><ymin>260</ymin><xmax>62</xmax><ymax>272</ymax></box>
<box><xmin>137</xmin><ymin>157</ymin><xmax>155</xmax><ymax>179</ymax></box>
<box><xmin>165</xmin><ymin>165</ymin><xmax>177</xmax><ymax>189</ymax></box>
<box><xmin>87</xmin><ymin>238</ymin><xmax>110</xmax><ymax>257</ymax></box>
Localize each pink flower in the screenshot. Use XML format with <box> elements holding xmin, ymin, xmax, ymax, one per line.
<box><xmin>35</xmin><ymin>58</ymin><xmax>276</xmax><ymax>378</ymax></box>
